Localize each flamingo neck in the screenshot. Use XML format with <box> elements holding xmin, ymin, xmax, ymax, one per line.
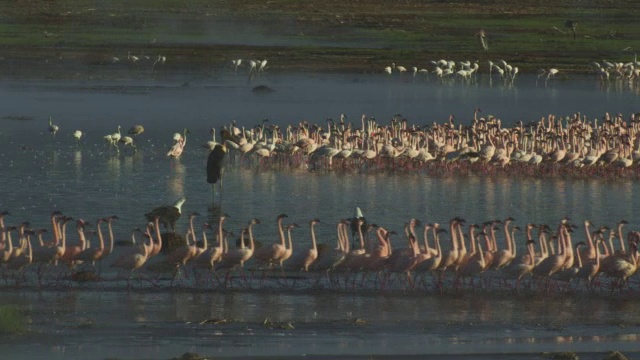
<box><xmin>310</xmin><ymin>223</ymin><xmax>317</xmax><ymax>251</ymax></box>
<box><xmin>96</xmin><ymin>221</ymin><xmax>105</xmax><ymax>250</ymax></box>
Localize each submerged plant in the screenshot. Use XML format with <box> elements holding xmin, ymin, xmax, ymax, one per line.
<box><xmin>0</xmin><ymin>305</ymin><xmax>26</xmax><ymax>335</ymax></box>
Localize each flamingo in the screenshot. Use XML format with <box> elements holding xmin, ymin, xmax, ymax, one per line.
<box><xmin>231</xmin><ymin>59</ymin><xmax>242</xmax><ymax>73</ymax></box>
<box><xmin>248</xmin><ymin>60</ymin><xmax>257</xmax><ymax>75</ymax></box>
<box><xmin>491</xmin><ymin>217</ymin><xmax>515</xmax><ymax>269</ymax></box>
<box><xmin>72</xmin><ymin>130</ymin><xmax>83</xmax><ymax>145</ymax></box>
<box><xmin>258</xmin><ymin>59</ymin><xmax>268</xmax><ymax>73</ymax></box>
<box><xmin>167</xmin><ymin>128</ymin><xmax>189</xmax><ymax>158</ymax></box>
<box><xmin>191</xmin><ymin>214</ymin><xmax>229</xmax><ymax>270</ymax></box>
<box><xmin>216</xmin><ymin>219</ymin><xmax>260</xmax><ymax>285</ymax></box>
<box><xmin>574</xmin><ymin>238</ymin><xmax>602</xmax><ymax>289</ymax></box>
<box><xmin>111</xmin><ymin>233</ymin><xmax>151</xmax><ymax>286</ymax></box>
<box><xmin>127</xmin><ymin>51</ymin><xmax>139</xmax><ymax>63</ymax></box>
<box><xmin>384</xmin><ymin>234</ymin><xmax>419</xmax><ymax>288</ymax></box>
<box><xmin>128</xmin><ymin>125</ymin><xmax>145</xmax><ymax>136</ymax></box>
<box><xmin>253</xmin><ymin>213</ymin><xmax>288</xmax><ymax>269</ymax></box>
<box><xmin>167</xmin><ymin>212</ymin><xmax>200</xmax><ymax>268</ymax></box>
<box><xmin>119</xmin><ymin>136</ymin><xmax>135</xmax><ymax>152</ymax></box>
<box><xmin>7</xmin><ymin>230</ymin><xmax>32</xmax><ymax>280</ymax></box>
<box><xmin>505</xmin><ymin>239</ymin><xmax>537</xmax><ymax>290</ymax></box>
<box><xmin>73</xmin><ymin>218</ymin><xmax>106</xmax><ymax>266</ymax></box>
<box><xmin>203</xmin><ymin>128</ymin><xmax>218</xmax><ymax>151</ymax></box>
<box><xmin>312</xmin><ymin>220</ymin><xmax>348</xmax><ymax>273</ymax></box>
<box><xmin>532</xmin><ymin>220</ymin><xmax>570</xmax><ymax>281</ymax></box>
<box><xmin>61</xmin><ymin>219</ymin><xmax>89</xmax><ymax>267</ymax></box>
<box><xmin>48</xmin><ymin>116</ymin><xmax>59</xmax><ymax>139</ymax></box>
<box><xmin>279</xmin><ymin>223</ymin><xmax>299</xmax><ymax>267</ymax></box>
<box><xmin>1</xmin><ymin>225</ymin><xmax>17</xmax><ymax>264</ymax></box>
<box><xmin>302</xmin><ymin>219</ymin><xmax>320</xmax><ymax>271</ymax></box>
<box><xmin>103</xmin><ymin>125</ymin><xmax>121</xmax><ymax>152</ymax></box>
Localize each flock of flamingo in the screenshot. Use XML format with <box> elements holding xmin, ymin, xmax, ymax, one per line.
<box><xmin>0</xmin><ymin>208</ymin><xmax>639</xmax><ymax>294</ymax></box>
<box><xmin>383</xmin><ymin>59</ymin><xmax>529</xmax><ymax>86</ymax></box>
<box><xmin>199</xmin><ymin>110</ymin><xmax>640</xmax><ymax>180</ymax></box>
<box><xmin>383</xmin><ymin>53</ymin><xmax>640</xmax><ymax>87</ymax></box>
<box><xmin>34</xmin><ymin>85</ymin><xmax>640</xmax><ymax>294</ymax></box>
<box><xmin>46</xmin><ymin>109</ymin><xmax>640</xmax><ymax>179</ymax></box>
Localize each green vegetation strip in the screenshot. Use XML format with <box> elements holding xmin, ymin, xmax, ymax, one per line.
<box><xmin>0</xmin><ymin>0</ymin><xmax>639</xmax><ymax>77</ymax></box>
<box><xmin>0</xmin><ymin>305</ymin><xmax>26</xmax><ymax>335</ymax></box>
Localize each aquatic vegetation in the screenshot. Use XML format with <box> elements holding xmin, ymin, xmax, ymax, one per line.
<box><xmin>0</xmin><ymin>305</ymin><xmax>26</xmax><ymax>335</ymax></box>
<box><xmin>171</xmin><ymin>353</ymin><xmax>209</xmax><ymax>360</ymax></box>
<box><xmin>262</xmin><ymin>318</ymin><xmax>295</xmax><ymax>330</ymax></box>
<box><xmin>542</xmin><ymin>352</ymin><xmax>579</xmax><ymax>360</ymax></box>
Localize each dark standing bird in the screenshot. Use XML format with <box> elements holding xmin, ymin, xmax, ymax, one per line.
<box><xmin>350</xmin><ymin>207</ymin><xmax>367</xmax><ymax>241</ymax></box>
<box><xmin>145</xmin><ymin>197</ymin><xmax>187</xmax><ymax>233</ymax></box>
<box><xmin>564</xmin><ymin>20</ymin><xmax>577</xmax><ymax>40</ymax></box>
<box><xmin>207</xmin><ymin>143</ymin><xmax>227</xmax><ymax>202</ymax></box>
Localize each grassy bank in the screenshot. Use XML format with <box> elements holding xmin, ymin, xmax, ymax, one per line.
<box><xmin>0</xmin><ymin>0</ymin><xmax>639</xmax><ymax>79</ymax></box>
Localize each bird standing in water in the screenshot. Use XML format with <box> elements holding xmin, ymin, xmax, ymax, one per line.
<box><xmin>48</xmin><ymin>116</ymin><xmax>59</xmax><ymax>140</ymax></box>
<box><xmin>207</xmin><ymin>143</ymin><xmax>227</xmax><ymax>203</ymax></box>
<box><xmin>476</xmin><ymin>29</ymin><xmax>489</xmax><ymax>52</ymax></box>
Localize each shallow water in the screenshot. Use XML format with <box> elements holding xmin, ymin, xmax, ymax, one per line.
<box><xmin>0</xmin><ymin>73</ymin><xmax>640</xmax><ymax>359</ymax></box>
<box><xmin>2</xmin><ymin>289</ymin><xmax>640</xmax><ymax>359</ymax></box>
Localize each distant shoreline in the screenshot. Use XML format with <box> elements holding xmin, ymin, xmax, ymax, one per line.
<box><xmin>1</xmin><ymin>1</ymin><xmax>638</xmax><ymax>80</ymax></box>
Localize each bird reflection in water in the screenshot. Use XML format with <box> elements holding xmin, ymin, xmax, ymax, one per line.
<box><xmin>208</xmin><ymin>204</ymin><xmax>223</xmax><ymax>223</ymax></box>
<box><xmin>106</xmin><ymin>156</ymin><xmax>121</xmax><ymax>180</ymax></box>
<box><xmin>167</xmin><ymin>161</ymin><xmax>185</xmax><ymax>198</ymax></box>
<box><xmin>73</xmin><ymin>150</ymin><xmax>82</xmax><ymax>182</ymax></box>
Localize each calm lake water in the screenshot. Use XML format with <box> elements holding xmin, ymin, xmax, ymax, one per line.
<box><xmin>0</xmin><ymin>72</ymin><xmax>639</xmax><ymax>359</ymax></box>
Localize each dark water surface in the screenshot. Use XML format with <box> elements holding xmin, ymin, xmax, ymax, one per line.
<box><xmin>2</xmin><ymin>290</ymin><xmax>640</xmax><ymax>359</ymax></box>
<box><xmin>0</xmin><ymin>73</ymin><xmax>639</xmax><ymax>359</ymax></box>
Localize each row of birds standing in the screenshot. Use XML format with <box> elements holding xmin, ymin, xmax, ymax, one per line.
<box><xmin>591</xmin><ymin>57</ymin><xmax>640</xmax><ymax>82</ymax></box>
<box><xmin>46</xmin><ymin>117</ymin><xmax>145</xmax><ymax>152</ymax></box>
<box><xmin>48</xmin><ymin>108</ymin><xmax>640</xmax><ymax>179</ymax></box>
<box><xmin>110</xmin><ymin>52</ymin><xmax>167</xmax><ymax>70</ymax></box>
<box><xmin>383</xmin><ymin>56</ymin><xmax>640</xmax><ymax>87</ymax></box>
<box><xmin>0</xmin><ymin>211</ymin><xmax>120</xmax><ymax>284</ymax></box>
<box><xmin>2</xmin><ymin>208</ymin><xmax>639</xmax><ymax>292</ymax></box>
<box><xmin>231</xmin><ymin>58</ymin><xmax>268</xmax><ymax>76</ymax></box>
<box><xmin>384</xmin><ymin>59</ymin><xmax>526</xmax><ymax>87</ymax></box>
<box><xmin>189</xmin><ymin>110</ymin><xmax>640</xmax><ymax>179</ymax></box>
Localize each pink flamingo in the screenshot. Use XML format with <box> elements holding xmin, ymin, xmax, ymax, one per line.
<box><xmin>167</xmin><ymin>128</ymin><xmax>189</xmax><ymax>158</ymax></box>
<box><xmin>191</xmin><ymin>214</ymin><xmax>229</xmax><ymax>270</ymax></box>
<box><xmin>166</xmin><ymin>212</ymin><xmax>200</xmax><ymax>276</ymax></box>
<box><xmin>111</xmin><ymin>232</ymin><xmax>152</xmax><ymax>287</ymax></box>
<box><xmin>61</xmin><ymin>219</ymin><xmax>89</xmax><ymax>267</ymax></box>
<box><xmin>73</xmin><ymin>218</ymin><xmax>107</xmax><ymax>266</ymax></box>
<box><xmin>301</xmin><ymin>219</ymin><xmax>320</xmax><ymax>271</ymax></box>
<box><xmin>216</xmin><ymin>220</ymin><xmax>259</xmax><ymax>286</ymax></box>
<box><xmin>148</xmin><ymin>216</ymin><xmax>163</xmax><ymax>258</ymax></box>
<box><xmin>95</xmin><ymin>215</ymin><xmax>118</xmax><ymax>261</ymax></box>
<box><xmin>253</xmin><ymin>213</ymin><xmax>288</xmax><ymax>269</ymax></box>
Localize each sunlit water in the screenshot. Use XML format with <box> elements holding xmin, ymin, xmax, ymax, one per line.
<box><xmin>0</xmin><ymin>73</ymin><xmax>640</xmax><ymax>359</ymax></box>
